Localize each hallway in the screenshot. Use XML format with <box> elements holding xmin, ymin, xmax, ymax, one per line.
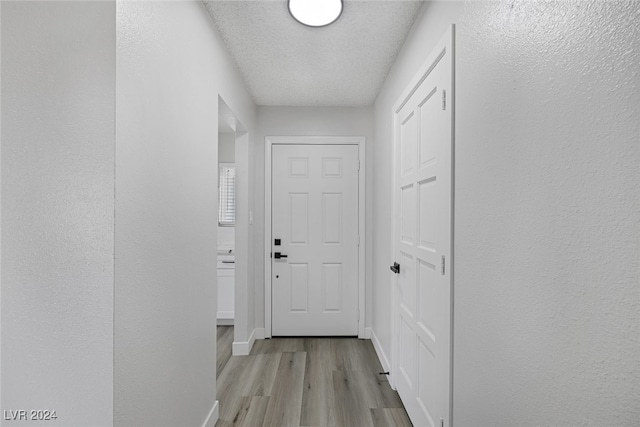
<box><xmin>2</xmin><ymin>1</ymin><xmax>638</xmax><ymax>426</ymax></box>
<box><xmin>216</xmin><ymin>327</ymin><xmax>412</xmax><ymax>427</ymax></box>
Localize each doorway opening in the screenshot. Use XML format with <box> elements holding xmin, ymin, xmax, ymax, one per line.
<box><xmin>217</xmin><ymin>101</ymin><xmax>237</xmax><ymax>327</ymax></box>
<box><xmin>216</xmin><ymin>97</ymin><xmax>250</xmax><ymax>371</ymax></box>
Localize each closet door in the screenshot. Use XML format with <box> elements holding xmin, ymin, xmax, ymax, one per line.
<box><xmin>392</xmin><ymin>26</ymin><xmax>454</xmax><ymax>427</ymax></box>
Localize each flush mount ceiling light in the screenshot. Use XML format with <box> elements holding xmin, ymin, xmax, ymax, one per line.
<box><xmin>288</xmin><ymin>0</ymin><xmax>343</xmax><ymax>27</ymax></box>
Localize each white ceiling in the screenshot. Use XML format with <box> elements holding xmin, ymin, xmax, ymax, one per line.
<box><xmin>203</xmin><ymin>0</ymin><xmax>425</xmax><ymax>106</ymax></box>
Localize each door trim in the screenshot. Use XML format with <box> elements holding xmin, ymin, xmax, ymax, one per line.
<box><xmin>390</xmin><ymin>25</ymin><xmax>455</xmax><ymax>424</ymax></box>
<box><xmin>264</xmin><ymin>136</ymin><xmax>366</xmax><ymax>338</ymax></box>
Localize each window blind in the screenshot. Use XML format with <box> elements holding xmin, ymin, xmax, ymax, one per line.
<box><xmin>218</xmin><ymin>165</ymin><xmax>236</xmax><ymax>226</ymax></box>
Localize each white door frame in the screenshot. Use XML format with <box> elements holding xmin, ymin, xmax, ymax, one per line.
<box><xmin>264</xmin><ymin>136</ymin><xmax>366</xmax><ymax>338</ymax></box>
<box><xmin>390</xmin><ymin>25</ymin><xmax>455</xmax><ymax>423</ymax></box>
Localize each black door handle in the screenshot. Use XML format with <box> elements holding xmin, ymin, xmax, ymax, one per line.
<box><xmin>390</xmin><ymin>262</ymin><xmax>400</xmax><ymax>274</ymax></box>
<box><xmin>274</xmin><ymin>252</ymin><xmax>288</xmax><ymax>259</ymax></box>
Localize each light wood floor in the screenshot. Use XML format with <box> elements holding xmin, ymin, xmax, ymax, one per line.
<box><xmin>216</xmin><ymin>326</ymin><xmax>412</xmax><ymax>427</ymax></box>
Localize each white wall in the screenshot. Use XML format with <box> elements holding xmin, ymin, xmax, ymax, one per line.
<box><xmin>218</xmin><ymin>133</ymin><xmax>236</xmax><ymax>163</ymax></box>
<box><xmin>253</xmin><ymin>106</ymin><xmax>374</xmax><ymax>332</ymax></box>
<box><xmin>243</xmin><ymin>126</ymin><xmax>257</xmax><ymax>345</ymax></box>
<box><xmin>233</xmin><ymin>131</ymin><xmax>253</xmax><ymax>349</ymax></box>
<box><xmin>372</xmin><ymin>1</ymin><xmax>640</xmax><ymax>425</ymax></box>
<box><xmin>0</xmin><ymin>1</ymin><xmax>3</xmax><ymax>410</ymax></box>
<box><xmin>115</xmin><ymin>1</ymin><xmax>256</xmax><ymax>426</ymax></box>
<box><xmin>217</xmin><ymin>226</ymin><xmax>235</xmax><ymax>248</ymax></box>
<box><xmin>1</xmin><ymin>2</ymin><xmax>115</xmax><ymax>425</ymax></box>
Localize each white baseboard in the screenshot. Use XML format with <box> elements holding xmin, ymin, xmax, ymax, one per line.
<box><xmin>364</xmin><ymin>327</ymin><xmax>373</xmax><ymax>339</ymax></box>
<box><xmin>202</xmin><ymin>400</ymin><xmax>218</xmax><ymax>427</ymax></box>
<box><xmin>254</xmin><ymin>328</ymin><xmax>265</xmax><ymax>340</ymax></box>
<box><xmin>217</xmin><ymin>311</ymin><xmax>234</xmax><ymax>319</ymax></box>
<box><xmin>232</xmin><ymin>328</ymin><xmax>256</xmax><ymax>356</ymax></box>
<box><xmin>370</xmin><ymin>328</ymin><xmax>391</xmax><ymax>375</ymax></box>
<box><xmin>217</xmin><ymin>318</ymin><xmax>234</xmax><ymax>326</ymax></box>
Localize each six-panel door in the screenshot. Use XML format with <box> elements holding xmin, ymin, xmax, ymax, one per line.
<box><xmin>272</xmin><ymin>144</ymin><xmax>359</xmax><ymax>336</ymax></box>
<box><xmin>393</xmin><ymin>28</ymin><xmax>453</xmax><ymax>427</ymax></box>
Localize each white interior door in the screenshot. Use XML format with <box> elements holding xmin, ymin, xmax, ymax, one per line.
<box><xmin>271</xmin><ymin>144</ymin><xmax>359</xmax><ymax>336</ymax></box>
<box><xmin>392</xmin><ymin>27</ymin><xmax>454</xmax><ymax>427</ymax></box>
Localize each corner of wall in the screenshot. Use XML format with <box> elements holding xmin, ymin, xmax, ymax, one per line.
<box><xmin>201</xmin><ymin>400</ymin><xmax>219</xmax><ymax>427</ymax></box>
<box><xmin>232</xmin><ymin>328</ymin><xmax>260</xmax><ymax>356</ymax></box>
<box><xmin>369</xmin><ymin>327</ymin><xmax>391</xmax><ymax>376</ymax></box>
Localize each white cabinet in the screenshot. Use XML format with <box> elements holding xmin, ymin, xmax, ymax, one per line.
<box><xmin>217</xmin><ymin>255</ymin><xmax>235</xmax><ymax>324</ymax></box>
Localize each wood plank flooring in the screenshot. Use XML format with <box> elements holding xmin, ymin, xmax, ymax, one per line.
<box><xmin>216</xmin><ymin>326</ymin><xmax>412</xmax><ymax>427</ymax></box>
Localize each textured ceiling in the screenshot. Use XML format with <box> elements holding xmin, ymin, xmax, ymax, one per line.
<box><xmin>203</xmin><ymin>0</ymin><xmax>425</xmax><ymax>106</ymax></box>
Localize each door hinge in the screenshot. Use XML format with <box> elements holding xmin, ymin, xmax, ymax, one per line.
<box><xmin>440</xmin><ymin>255</ymin><xmax>445</xmax><ymax>275</ymax></box>
<box><xmin>441</xmin><ymin>89</ymin><xmax>446</xmax><ymax>110</ymax></box>
<box><xmin>357</xmin><ymin>160</ymin><xmax>361</xmax><ymax>171</ymax></box>
<box><xmin>357</xmin><ymin>234</ymin><xmax>361</xmax><ymax>246</ymax></box>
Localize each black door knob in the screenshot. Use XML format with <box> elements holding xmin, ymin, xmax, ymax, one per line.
<box><xmin>390</xmin><ymin>262</ymin><xmax>400</xmax><ymax>274</ymax></box>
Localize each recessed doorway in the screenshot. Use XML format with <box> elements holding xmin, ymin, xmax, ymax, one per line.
<box><xmin>264</xmin><ymin>136</ymin><xmax>366</xmax><ymax>338</ymax></box>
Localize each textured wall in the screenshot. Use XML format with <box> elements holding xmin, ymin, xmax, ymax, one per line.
<box><xmin>373</xmin><ymin>1</ymin><xmax>640</xmax><ymax>425</ymax></box>
<box><xmin>114</xmin><ymin>1</ymin><xmax>256</xmax><ymax>426</ymax></box>
<box><xmin>1</xmin><ymin>2</ymin><xmax>115</xmax><ymax>425</ymax></box>
<box><xmin>254</xmin><ymin>106</ymin><xmax>374</xmax><ymax>332</ymax></box>
<box><xmin>453</xmin><ymin>2</ymin><xmax>640</xmax><ymax>425</ymax></box>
